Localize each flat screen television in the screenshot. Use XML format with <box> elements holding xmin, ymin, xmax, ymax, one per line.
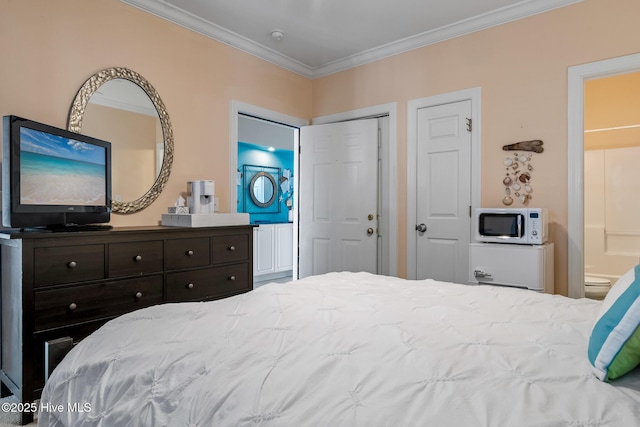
<box><xmin>2</xmin><ymin>115</ymin><xmax>112</xmax><ymax>231</ymax></box>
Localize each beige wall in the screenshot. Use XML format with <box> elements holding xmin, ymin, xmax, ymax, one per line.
<box><xmin>585</xmin><ymin>72</ymin><xmax>640</xmax><ymax>150</ymax></box>
<box><xmin>1</xmin><ymin>0</ymin><xmax>640</xmax><ymax>295</ymax></box>
<box><xmin>311</xmin><ymin>0</ymin><xmax>640</xmax><ymax>295</ymax></box>
<box><xmin>0</xmin><ymin>0</ymin><xmax>312</xmax><ymax>226</ymax></box>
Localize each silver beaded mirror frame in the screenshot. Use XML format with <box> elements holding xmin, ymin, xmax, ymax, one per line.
<box><xmin>68</xmin><ymin>67</ymin><xmax>174</xmax><ymax>214</ymax></box>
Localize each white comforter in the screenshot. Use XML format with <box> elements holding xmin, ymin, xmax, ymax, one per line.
<box><xmin>39</xmin><ymin>272</ymin><xmax>640</xmax><ymax>426</ymax></box>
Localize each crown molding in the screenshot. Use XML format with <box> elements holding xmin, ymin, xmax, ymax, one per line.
<box><xmin>120</xmin><ymin>0</ymin><xmax>312</xmax><ymax>77</ymax></box>
<box><xmin>314</xmin><ymin>0</ymin><xmax>583</xmax><ymax>78</ymax></box>
<box><xmin>89</xmin><ymin>94</ymin><xmax>158</xmax><ymax>117</ymax></box>
<box><xmin>121</xmin><ymin>0</ymin><xmax>582</xmax><ymax>80</ymax></box>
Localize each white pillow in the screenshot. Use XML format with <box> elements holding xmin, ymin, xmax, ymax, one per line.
<box><xmin>588</xmin><ymin>265</ymin><xmax>640</xmax><ymax>381</ymax></box>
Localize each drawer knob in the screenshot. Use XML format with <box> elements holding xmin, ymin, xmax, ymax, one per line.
<box><xmin>68</xmin><ymin>303</ymin><xmax>77</xmax><ymax>311</ymax></box>
<box><xmin>67</xmin><ymin>261</ymin><xmax>77</xmax><ymax>268</ymax></box>
<box><xmin>229</xmin><ymin>275</ymin><xmax>236</xmax><ymax>281</ymax></box>
<box><xmin>186</xmin><ymin>250</ymin><xmax>194</xmax><ymax>256</ymax></box>
<box><xmin>187</xmin><ymin>283</ymin><xmax>194</xmax><ymax>289</ymax></box>
<box><xmin>135</xmin><ymin>292</ymin><xmax>143</xmax><ymax>299</ymax></box>
<box><xmin>228</xmin><ymin>245</ymin><xmax>236</xmax><ymax>251</ymax></box>
<box><xmin>134</xmin><ymin>255</ymin><xmax>143</xmax><ymax>262</ymax></box>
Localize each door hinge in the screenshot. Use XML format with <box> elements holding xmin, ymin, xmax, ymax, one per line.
<box><xmin>469</xmin><ymin>206</ymin><xmax>472</xmax><ymax>217</ymax></box>
<box><xmin>466</xmin><ymin>118</ymin><xmax>472</xmax><ymax>132</ymax></box>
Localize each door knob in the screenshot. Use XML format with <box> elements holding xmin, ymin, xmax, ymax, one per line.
<box><xmin>416</xmin><ymin>223</ymin><xmax>427</xmax><ymax>233</ymax></box>
<box><xmin>367</xmin><ymin>227</ymin><xmax>375</xmax><ymax>236</ymax></box>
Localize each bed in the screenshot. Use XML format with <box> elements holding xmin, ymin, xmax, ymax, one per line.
<box><xmin>39</xmin><ymin>271</ymin><xmax>640</xmax><ymax>426</ymax></box>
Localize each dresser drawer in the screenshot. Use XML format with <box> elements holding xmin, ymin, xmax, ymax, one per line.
<box><xmin>108</xmin><ymin>241</ymin><xmax>164</xmax><ymax>277</ymax></box>
<box><xmin>166</xmin><ymin>263</ymin><xmax>251</xmax><ymax>302</ymax></box>
<box><xmin>212</xmin><ymin>234</ymin><xmax>249</xmax><ymax>264</ymax></box>
<box><xmin>34</xmin><ymin>275</ymin><xmax>163</xmax><ymax>331</ymax></box>
<box><xmin>34</xmin><ymin>245</ymin><xmax>105</xmax><ymax>287</ymax></box>
<box><xmin>166</xmin><ymin>237</ymin><xmax>210</xmax><ymax>270</ymax></box>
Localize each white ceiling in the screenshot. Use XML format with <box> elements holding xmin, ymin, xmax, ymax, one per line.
<box><xmin>121</xmin><ymin>0</ymin><xmax>582</xmax><ymax>79</ymax></box>
<box><xmin>238</xmin><ymin>115</ymin><xmax>295</xmax><ymax>150</ymax></box>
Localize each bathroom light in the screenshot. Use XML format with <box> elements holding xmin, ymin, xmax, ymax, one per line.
<box><xmin>267</xmin><ymin>146</ymin><xmax>275</xmax><ymax>152</ymax></box>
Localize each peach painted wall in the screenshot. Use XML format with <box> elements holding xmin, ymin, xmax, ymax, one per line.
<box><xmin>311</xmin><ymin>0</ymin><xmax>640</xmax><ymax>295</ymax></box>
<box><xmin>0</xmin><ymin>0</ymin><xmax>312</xmax><ymax>227</ymax></box>
<box><xmin>585</xmin><ymin>72</ymin><xmax>640</xmax><ymax>150</ymax></box>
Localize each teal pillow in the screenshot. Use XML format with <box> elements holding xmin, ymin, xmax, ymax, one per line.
<box><xmin>588</xmin><ymin>265</ymin><xmax>640</xmax><ymax>381</ymax></box>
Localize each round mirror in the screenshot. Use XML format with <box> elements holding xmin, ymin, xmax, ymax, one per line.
<box><xmin>68</xmin><ymin>67</ymin><xmax>174</xmax><ymax>214</ymax></box>
<box><xmin>250</xmin><ymin>172</ymin><xmax>277</xmax><ymax>207</ymax></box>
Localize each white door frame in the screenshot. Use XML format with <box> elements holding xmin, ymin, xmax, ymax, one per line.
<box><xmin>312</xmin><ymin>102</ymin><xmax>398</xmax><ymax>277</ymax></box>
<box><xmin>567</xmin><ymin>52</ymin><xmax>640</xmax><ymax>299</ymax></box>
<box><xmin>229</xmin><ymin>101</ymin><xmax>308</xmax><ymax>280</ymax></box>
<box><xmin>407</xmin><ymin>88</ymin><xmax>482</xmax><ymax>280</ymax></box>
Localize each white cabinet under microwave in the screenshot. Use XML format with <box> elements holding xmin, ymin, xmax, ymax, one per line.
<box><xmin>469</xmin><ymin>242</ymin><xmax>554</xmax><ymax>293</ymax></box>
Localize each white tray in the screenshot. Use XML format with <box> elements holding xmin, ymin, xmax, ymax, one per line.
<box><xmin>161</xmin><ymin>213</ymin><xmax>250</xmax><ymax>227</ymax></box>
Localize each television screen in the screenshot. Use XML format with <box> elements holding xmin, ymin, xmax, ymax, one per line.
<box><xmin>19</xmin><ymin>127</ymin><xmax>108</xmax><ymax>206</ymax></box>
<box><xmin>2</xmin><ymin>115</ymin><xmax>112</xmax><ymax>230</ymax></box>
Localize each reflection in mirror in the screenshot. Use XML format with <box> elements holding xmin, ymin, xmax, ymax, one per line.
<box><xmin>68</xmin><ymin>67</ymin><xmax>173</xmax><ymax>214</ymax></box>
<box><xmin>253</xmin><ymin>176</ymin><xmax>274</xmax><ymax>204</ymax></box>
<box><xmin>250</xmin><ymin>172</ymin><xmax>277</xmax><ymax>207</ymax></box>
<box><xmin>82</xmin><ymin>79</ymin><xmax>162</xmax><ymax>203</ymax></box>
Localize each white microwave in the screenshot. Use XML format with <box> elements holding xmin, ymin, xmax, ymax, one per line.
<box><xmin>475</xmin><ymin>208</ymin><xmax>548</xmax><ymax>245</ymax></box>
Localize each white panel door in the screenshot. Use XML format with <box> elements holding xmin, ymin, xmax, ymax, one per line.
<box><xmin>416</xmin><ymin>100</ymin><xmax>471</xmax><ymax>283</ymax></box>
<box><xmin>299</xmin><ymin>119</ymin><xmax>378</xmax><ymax>278</ymax></box>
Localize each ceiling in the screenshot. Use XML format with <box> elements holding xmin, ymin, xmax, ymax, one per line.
<box><xmin>238</xmin><ymin>115</ymin><xmax>295</xmax><ymax>150</ymax></box>
<box><xmin>91</xmin><ymin>78</ymin><xmax>158</xmax><ymax>116</ymax></box>
<box><xmin>121</xmin><ymin>0</ymin><xmax>581</xmax><ymax>79</ymax></box>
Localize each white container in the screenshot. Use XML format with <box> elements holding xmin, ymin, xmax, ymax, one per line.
<box><xmin>187</xmin><ymin>180</ymin><xmax>215</xmax><ymax>214</ymax></box>
<box><xmin>469</xmin><ymin>242</ymin><xmax>554</xmax><ymax>293</ymax></box>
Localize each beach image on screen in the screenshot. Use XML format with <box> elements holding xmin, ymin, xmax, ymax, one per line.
<box><xmin>19</xmin><ymin>128</ymin><xmax>107</xmax><ymax>206</ymax></box>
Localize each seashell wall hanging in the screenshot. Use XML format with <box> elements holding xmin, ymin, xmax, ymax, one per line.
<box><xmin>501</xmin><ymin>151</ymin><xmax>536</xmax><ymax>206</ymax></box>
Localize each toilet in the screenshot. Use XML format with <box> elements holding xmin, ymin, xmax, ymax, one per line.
<box><xmin>584</xmin><ymin>276</ymin><xmax>611</xmax><ymax>300</ymax></box>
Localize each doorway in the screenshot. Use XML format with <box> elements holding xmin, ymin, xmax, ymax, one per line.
<box><xmin>407</xmin><ymin>88</ymin><xmax>482</xmax><ymax>281</ymax></box>
<box><xmin>583</xmin><ymin>72</ymin><xmax>640</xmax><ymax>299</ymax></box>
<box><xmin>230</xmin><ymin>101</ymin><xmax>398</xmax><ymax>280</ymax></box>
<box><xmin>230</xmin><ymin>101</ymin><xmax>308</xmax><ymax>283</ymax></box>
<box><xmin>567</xmin><ymin>52</ymin><xmax>640</xmax><ymax>298</ymax></box>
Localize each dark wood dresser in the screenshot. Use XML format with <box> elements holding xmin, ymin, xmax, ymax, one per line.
<box><xmin>0</xmin><ymin>225</ymin><xmax>254</xmax><ymax>424</ymax></box>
